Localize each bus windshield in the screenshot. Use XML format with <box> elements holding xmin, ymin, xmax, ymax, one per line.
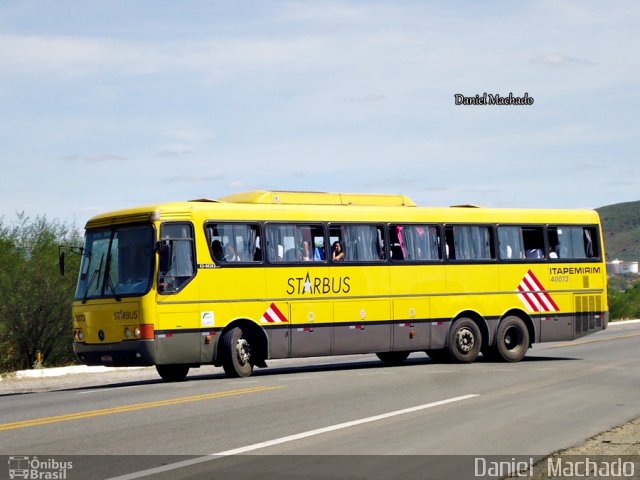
<box><xmin>75</xmin><ymin>224</ymin><xmax>155</xmax><ymax>301</ymax></box>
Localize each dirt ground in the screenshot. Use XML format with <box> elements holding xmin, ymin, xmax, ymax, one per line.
<box><xmin>532</xmin><ymin>416</ymin><xmax>640</xmax><ymax>479</ymax></box>
<box><xmin>560</xmin><ymin>416</ymin><xmax>640</xmax><ymax>456</ymax></box>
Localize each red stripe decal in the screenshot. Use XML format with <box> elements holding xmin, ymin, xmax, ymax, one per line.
<box><xmin>270</xmin><ymin>303</ymin><xmax>288</xmax><ymax>323</ymax></box>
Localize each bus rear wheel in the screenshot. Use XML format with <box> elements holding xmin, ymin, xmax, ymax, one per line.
<box><xmin>495</xmin><ymin>316</ymin><xmax>529</xmax><ymax>362</ymax></box>
<box><xmin>448</xmin><ymin>317</ymin><xmax>481</xmax><ymax>363</ymax></box>
<box><xmin>221</xmin><ymin>327</ymin><xmax>254</xmax><ymax>378</ymax></box>
<box><xmin>376</xmin><ymin>351</ymin><xmax>410</xmax><ymax>366</ymax></box>
<box><xmin>156</xmin><ymin>364</ymin><xmax>189</xmax><ymax>382</ymax></box>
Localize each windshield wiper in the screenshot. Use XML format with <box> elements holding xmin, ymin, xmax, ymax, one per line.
<box><xmin>104</xmin><ymin>270</ymin><xmax>122</xmax><ymax>302</ymax></box>
<box><xmin>82</xmin><ymin>253</ymin><xmax>104</xmax><ymax>304</ymax></box>
<box><xmin>102</xmin><ymin>236</ymin><xmax>122</xmax><ymax>302</ymax></box>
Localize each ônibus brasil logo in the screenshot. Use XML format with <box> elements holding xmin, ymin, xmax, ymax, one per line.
<box><xmin>8</xmin><ymin>456</ymin><xmax>73</xmax><ymax>479</ymax></box>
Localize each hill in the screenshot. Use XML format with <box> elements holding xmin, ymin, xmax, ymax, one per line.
<box><xmin>596</xmin><ymin>200</ymin><xmax>640</xmax><ymax>262</ymax></box>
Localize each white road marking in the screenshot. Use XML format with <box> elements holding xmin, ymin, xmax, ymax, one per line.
<box><xmin>75</xmin><ymin>385</ymin><xmax>147</xmax><ymax>395</ymax></box>
<box><xmin>106</xmin><ymin>393</ymin><xmax>479</xmax><ymax>480</ymax></box>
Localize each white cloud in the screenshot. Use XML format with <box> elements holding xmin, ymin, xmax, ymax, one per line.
<box><xmin>62</xmin><ymin>154</ymin><xmax>129</xmax><ymax>163</ymax></box>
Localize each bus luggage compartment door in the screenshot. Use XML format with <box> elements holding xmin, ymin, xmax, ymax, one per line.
<box><xmin>290</xmin><ymin>302</ymin><xmax>332</xmax><ymax>357</ymax></box>
<box><xmin>392</xmin><ymin>298</ymin><xmax>430</xmax><ymax>351</ymax></box>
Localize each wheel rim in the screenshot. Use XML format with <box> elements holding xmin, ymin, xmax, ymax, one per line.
<box><xmin>455</xmin><ymin>327</ymin><xmax>475</xmax><ymax>353</ymax></box>
<box><xmin>504</xmin><ymin>326</ymin><xmax>523</xmax><ymax>351</ymax></box>
<box><xmin>236</xmin><ymin>338</ymin><xmax>251</xmax><ymax>365</ymax></box>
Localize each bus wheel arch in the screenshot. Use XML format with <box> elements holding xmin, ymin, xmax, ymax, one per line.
<box><xmin>446</xmin><ymin>312</ymin><xmax>485</xmax><ymax>363</ymax></box>
<box><xmin>216</xmin><ymin>319</ymin><xmax>268</xmax><ymax>377</ymax></box>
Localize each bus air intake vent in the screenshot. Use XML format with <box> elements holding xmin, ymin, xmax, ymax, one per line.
<box><xmin>574</xmin><ymin>294</ymin><xmax>602</xmax><ymax>337</ymax></box>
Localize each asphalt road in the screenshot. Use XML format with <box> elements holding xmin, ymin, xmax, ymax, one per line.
<box><xmin>1</xmin><ymin>322</ymin><xmax>639</xmax><ymax>480</ymax></box>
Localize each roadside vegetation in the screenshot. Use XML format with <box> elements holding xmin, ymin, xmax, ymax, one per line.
<box><xmin>0</xmin><ymin>214</ymin><xmax>81</xmax><ymax>373</ymax></box>
<box><xmin>608</xmin><ymin>275</ymin><xmax>640</xmax><ymax>321</ymax></box>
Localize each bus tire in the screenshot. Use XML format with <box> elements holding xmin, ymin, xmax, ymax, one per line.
<box><xmin>221</xmin><ymin>327</ymin><xmax>254</xmax><ymax>378</ymax></box>
<box><xmin>156</xmin><ymin>364</ymin><xmax>189</xmax><ymax>382</ymax></box>
<box><xmin>447</xmin><ymin>317</ymin><xmax>481</xmax><ymax>363</ymax></box>
<box><xmin>495</xmin><ymin>316</ymin><xmax>529</xmax><ymax>362</ymax></box>
<box><xmin>376</xmin><ymin>351</ymin><xmax>410</xmax><ymax>366</ymax></box>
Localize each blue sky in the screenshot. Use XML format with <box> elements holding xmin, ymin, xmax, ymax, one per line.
<box><xmin>1</xmin><ymin>1</ymin><xmax>638</xmax><ymax>227</ymax></box>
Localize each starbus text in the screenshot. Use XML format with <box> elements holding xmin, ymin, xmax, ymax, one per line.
<box><xmin>287</xmin><ymin>273</ymin><xmax>351</xmax><ymax>295</ymax></box>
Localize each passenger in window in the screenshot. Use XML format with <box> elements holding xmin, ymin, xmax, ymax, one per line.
<box><xmin>525</xmin><ymin>248</ymin><xmax>544</xmax><ymax>259</ymax></box>
<box><xmin>302</xmin><ymin>241</ymin><xmax>311</xmax><ymax>261</ymax></box>
<box><xmin>212</xmin><ymin>240</ymin><xmax>224</xmax><ymax>261</ymax></box>
<box><xmin>332</xmin><ymin>241</ymin><xmax>345</xmax><ymax>262</ymax></box>
<box><xmin>224</xmin><ymin>244</ymin><xmax>240</xmax><ymax>261</ymax></box>
<box><xmin>547</xmin><ymin>246</ymin><xmax>559</xmax><ymax>259</ymax></box>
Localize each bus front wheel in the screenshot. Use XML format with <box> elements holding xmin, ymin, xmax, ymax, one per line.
<box><xmin>448</xmin><ymin>317</ymin><xmax>481</xmax><ymax>363</ymax></box>
<box><xmin>221</xmin><ymin>327</ymin><xmax>254</xmax><ymax>378</ymax></box>
<box><xmin>156</xmin><ymin>364</ymin><xmax>189</xmax><ymax>382</ymax></box>
<box><xmin>495</xmin><ymin>316</ymin><xmax>529</xmax><ymax>362</ymax></box>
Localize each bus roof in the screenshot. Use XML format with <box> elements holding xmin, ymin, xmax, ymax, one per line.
<box><xmin>84</xmin><ymin>190</ymin><xmax>601</xmax><ymax>228</ymax></box>
<box><xmin>218</xmin><ymin>190</ymin><xmax>416</xmax><ymax>207</ymax></box>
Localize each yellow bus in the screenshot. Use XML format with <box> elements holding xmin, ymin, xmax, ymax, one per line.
<box><xmin>64</xmin><ymin>190</ymin><xmax>608</xmax><ymax>381</ymax></box>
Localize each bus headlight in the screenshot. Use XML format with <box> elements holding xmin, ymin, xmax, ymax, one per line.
<box><xmin>134</xmin><ymin>327</ymin><xmax>141</xmax><ymax>338</ymax></box>
<box><xmin>124</xmin><ymin>327</ymin><xmax>132</xmax><ymax>339</ymax></box>
<box><xmin>74</xmin><ymin>329</ymin><xmax>85</xmax><ymax>342</ymax></box>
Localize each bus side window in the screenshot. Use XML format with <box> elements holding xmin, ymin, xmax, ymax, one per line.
<box><xmin>583</xmin><ymin>227</ymin><xmax>598</xmax><ymax>258</ymax></box>
<box><xmin>205</xmin><ymin>223</ymin><xmax>262</xmax><ymax>265</ymax></box>
<box><xmin>522</xmin><ymin>226</ymin><xmax>545</xmax><ymax>260</ymax></box>
<box><xmin>498</xmin><ymin>226</ymin><xmax>525</xmax><ymax>260</ymax></box>
<box><xmin>547</xmin><ymin>227</ymin><xmax>560</xmax><ymax>258</ymax></box>
<box><xmin>390</xmin><ymin>225</ymin><xmax>441</xmax><ymax>261</ymax></box>
<box><xmin>446</xmin><ymin>225</ymin><xmax>494</xmax><ymax>261</ymax></box>
<box><xmin>331</xmin><ymin>224</ymin><xmax>384</xmax><ymax>262</ymax></box>
<box><xmin>266</xmin><ymin>224</ymin><xmax>325</xmax><ymax>263</ymax></box>
<box><xmin>445</xmin><ymin>227</ymin><xmax>455</xmax><ymax>259</ymax></box>
<box><xmin>549</xmin><ymin>225</ymin><xmax>600</xmax><ymax>260</ymax></box>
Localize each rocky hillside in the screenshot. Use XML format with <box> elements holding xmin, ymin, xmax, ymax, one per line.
<box><xmin>596</xmin><ymin>200</ymin><xmax>640</xmax><ymax>261</ymax></box>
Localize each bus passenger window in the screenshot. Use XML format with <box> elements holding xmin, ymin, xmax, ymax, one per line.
<box><xmin>205</xmin><ymin>223</ymin><xmax>262</xmax><ymax>265</ymax></box>
<box><xmin>266</xmin><ymin>224</ymin><xmax>325</xmax><ymax>263</ymax></box>
<box><xmin>521</xmin><ymin>226</ymin><xmax>544</xmax><ymax>260</ymax></box>
<box><xmin>390</xmin><ymin>225</ymin><xmax>441</xmax><ymax>261</ymax></box>
<box><xmin>498</xmin><ymin>226</ymin><xmax>524</xmax><ymax>260</ymax></box>
<box><xmin>330</xmin><ymin>224</ymin><xmax>384</xmax><ymax>262</ymax></box>
<box><xmin>445</xmin><ymin>225</ymin><xmax>494</xmax><ymax>261</ymax></box>
<box><xmin>548</xmin><ymin>226</ymin><xmax>599</xmax><ymax>259</ymax></box>
<box><xmin>547</xmin><ymin>227</ymin><xmax>560</xmax><ymax>258</ymax></box>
